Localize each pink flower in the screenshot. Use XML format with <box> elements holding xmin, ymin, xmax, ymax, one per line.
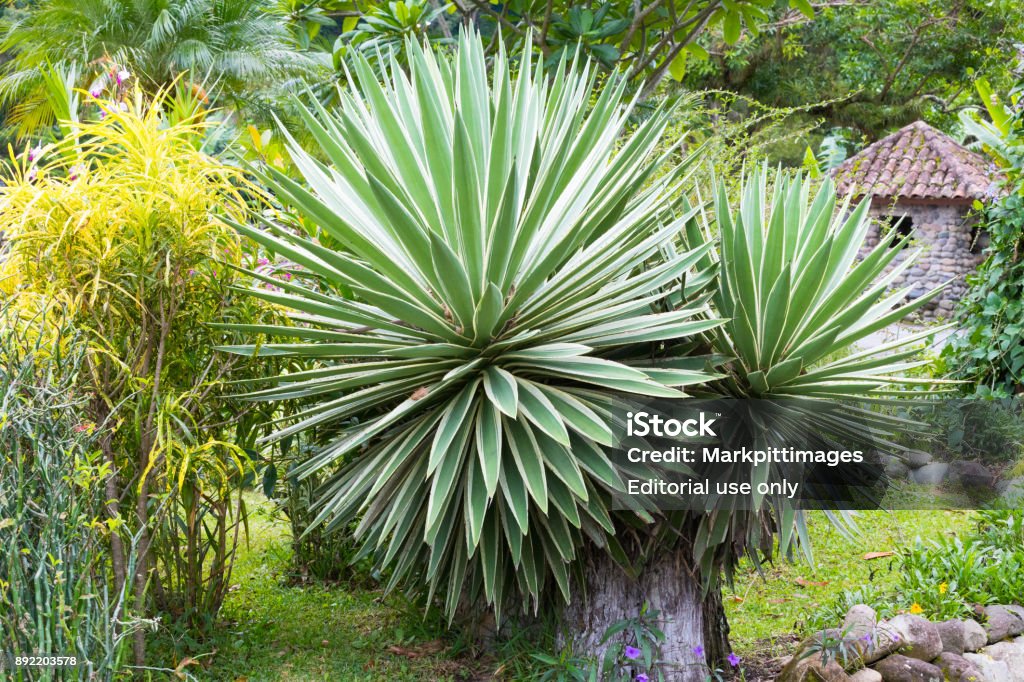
<box><xmin>68</xmin><ymin>163</ymin><xmax>85</xmax><ymax>180</ymax></box>
<box><xmin>257</xmin><ymin>258</ymin><xmax>270</xmax><ymax>266</ymax></box>
<box><xmin>116</xmin><ymin>69</ymin><xmax>131</xmax><ymax>85</ymax></box>
<box><xmin>89</xmin><ymin>85</ymin><xmax>103</xmax><ymax>98</ymax></box>
<box><xmin>28</xmin><ymin>146</ymin><xmax>43</xmax><ymax>162</ymax></box>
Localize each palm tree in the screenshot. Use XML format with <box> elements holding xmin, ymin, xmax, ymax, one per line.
<box><xmin>0</xmin><ymin>0</ymin><xmax>323</xmax><ymax>134</ymax></box>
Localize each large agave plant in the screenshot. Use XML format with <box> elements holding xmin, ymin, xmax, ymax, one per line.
<box><xmin>221</xmin><ymin>33</ymin><xmax>721</xmax><ymax>617</ymax></box>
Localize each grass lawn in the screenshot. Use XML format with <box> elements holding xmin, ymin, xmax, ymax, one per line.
<box><xmin>151</xmin><ymin>493</ymin><xmax>977</xmax><ymax>679</ymax></box>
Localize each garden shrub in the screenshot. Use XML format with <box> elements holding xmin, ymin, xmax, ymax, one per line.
<box><xmin>0</xmin><ymin>90</ymin><xmax>281</xmax><ymax>664</ymax></box>
<box><xmin>0</xmin><ymin>305</ymin><xmax>140</xmax><ymax>678</ymax></box>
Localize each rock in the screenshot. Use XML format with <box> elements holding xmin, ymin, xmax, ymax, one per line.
<box><xmin>849</xmin><ymin>669</ymin><xmax>882</xmax><ymax>682</ymax></box>
<box><xmin>949</xmin><ymin>461</ymin><xmax>994</xmax><ymax>490</ymax></box>
<box><xmin>934</xmin><ymin>652</ymin><xmax>982</xmax><ymax>681</ymax></box>
<box><xmin>963</xmin><ymin>619</ymin><xmax>988</xmax><ymax>651</ymax></box>
<box><xmin>905</xmin><ymin>450</ymin><xmax>932</xmax><ymax>469</ymax></box>
<box><xmin>984</xmin><ymin>605</ymin><xmax>1024</xmax><ymax>642</ymax></box>
<box><xmin>963</xmin><ymin>652</ymin><xmax>1013</xmax><ymax>682</ymax></box>
<box><xmin>887</xmin><ymin>614</ymin><xmax>942</xmax><ymax>661</ymax></box>
<box><xmin>982</xmin><ymin>640</ymin><xmax>1024</xmax><ymax>681</ymax></box>
<box><xmin>845</xmin><ymin>605</ymin><xmax>879</xmax><ymax>639</ymax></box>
<box><xmin>936</xmin><ymin>619</ymin><xmax>966</xmax><ymax>654</ymax></box>
<box><xmin>884</xmin><ymin>458</ymin><xmax>911</xmax><ymax>481</ymax></box>
<box><xmin>777</xmin><ymin>652</ymin><xmax>851</xmax><ymax>682</ymax></box>
<box><xmin>872</xmin><ymin>654</ymin><xmax>942</xmax><ymax>682</ymax></box>
<box><xmin>1003</xmin><ymin>605</ymin><xmax>1024</xmax><ymax>626</ymax></box>
<box><xmin>910</xmin><ymin>462</ymin><xmax>949</xmax><ymax>485</ymax></box>
<box><xmin>998</xmin><ymin>477</ymin><xmax>1024</xmax><ymax>503</ymax></box>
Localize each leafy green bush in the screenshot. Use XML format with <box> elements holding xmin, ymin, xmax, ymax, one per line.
<box><xmin>0</xmin><ymin>306</ymin><xmax>140</xmax><ymax>678</ymax></box>
<box><xmin>943</xmin><ymin>81</ymin><xmax>1024</xmax><ymax>397</ymax></box>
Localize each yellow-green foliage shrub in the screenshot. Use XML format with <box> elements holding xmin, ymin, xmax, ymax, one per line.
<box><xmin>0</xmin><ymin>90</ymin><xmax>280</xmax><ymax>662</ymax></box>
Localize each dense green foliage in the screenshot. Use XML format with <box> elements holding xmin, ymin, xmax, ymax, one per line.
<box><xmin>943</xmin><ymin>82</ymin><xmax>1024</xmax><ymax>396</ymax></box>
<box><xmin>0</xmin><ymin>307</ymin><xmax>138</xmax><ymax>678</ymax></box>
<box><xmin>686</xmin><ymin>0</ymin><xmax>1024</xmax><ymax>139</ymax></box>
<box><xmin>0</xmin><ymin>0</ymin><xmax>320</xmax><ymax>135</ymax></box>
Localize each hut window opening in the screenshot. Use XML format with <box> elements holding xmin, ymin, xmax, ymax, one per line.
<box><xmin>881</xmin><ymin>214</ymin><xmax>914</xmax><ymax>246</ymax></box>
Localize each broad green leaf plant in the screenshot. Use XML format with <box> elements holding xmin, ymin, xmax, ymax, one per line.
<box><xmin>223</xmin><ymin>32</ymin><xmax>722</xmax><ymax>618</ymax></box>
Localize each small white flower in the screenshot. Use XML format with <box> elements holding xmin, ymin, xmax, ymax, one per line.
<box><xmin>116</xmin><ymin>69</ymin><xmax>131</xmax><ymax>85</ymax></box>
<box><xmin>117</xmin><ymin>101</ymin><xmax>129</xmax><ymax>112</ymax></box>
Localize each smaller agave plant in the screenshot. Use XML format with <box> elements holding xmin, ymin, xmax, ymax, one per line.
<box><xmin>219</xmin><ymin>32</ymin><xmax>722</xmax><ymax>618</ymax></box>
<box><xmin>685</xmin><ymin>167</ymin><xmax>952</xmax><ymax>400</ymax></box>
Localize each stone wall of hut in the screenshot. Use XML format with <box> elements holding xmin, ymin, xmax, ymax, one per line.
<box><xmin>859</xmin><ymin>201</ymin><xmax>985</xmax><ymax>319</ymax></box>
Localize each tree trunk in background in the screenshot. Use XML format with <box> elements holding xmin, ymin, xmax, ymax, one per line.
<box><xmin>561</xmin><ymin>545</ymin><xmax>730</xmax><ymax>681</ymax></box>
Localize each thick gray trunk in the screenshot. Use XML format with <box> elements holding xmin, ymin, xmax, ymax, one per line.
<box><xmin>561</xmin><ymin>546</ymin><xmax>728</xmax><ymax>681</ymax></box>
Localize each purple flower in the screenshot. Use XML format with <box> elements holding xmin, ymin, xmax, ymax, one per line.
<box><xmin>89</xmin><ymin>85</ymin><xmax>103</xmax><ymax>98</ymax></box>
<box><xmin>28</xmin><ymin>146</ymin><xmax>43</xmax><ymax>162</ymax></box>
<box><xmin>636</xmin><ymin>674</ymin><xmax>649</xmax><ymax>682</ymax></box>
<box><xmin>624</xmin><ymin>645</ymin><xmax>641</xmax><ymax>660</ymax></box>
<box><xmin>282</xmin><ymin>272</ymin><xmax>292</xmax><ymax>281</ymax></box>
<box><xmin>257</xmin><ymin>258</ymin><xmax>269</xmax><ymax>266</ymax></box>
<box><xmin>188</xmin><ymin>269</ymin><xmax>196</xmax><ymax>277</ymax></box>
<box><xmin>692</xmin><ymin>645</ymin><xmax>704</xmax><ymax>657</ymax></box>
<box><xmin>116</xmin><ymin>69</ymin><xmax>131</xmax><ymax>85</ymax></box>
<box><xmin>117</xmin><ymin>102</ymin><xmax>129</xmax><ymax>112</ymax></box>
<box><xmin>727</xmin><ymin>652</ymin><xmax>740</xmax><ymax>667</ymax></box>
<box><xmin>68</xmin><ymin>163</ymin><xmax>85</xmax><ymax>180</ymax></box>
<box><xmin>99</xmin><ymin>110</ymin><xmax>107</xmax><ymax>119</ymax></box>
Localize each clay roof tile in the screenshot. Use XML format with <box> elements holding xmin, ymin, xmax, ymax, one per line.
<box><xmin>831</xmin><ymin>120</ymin><xmax>999</xmax><ymax>202</ymax></box>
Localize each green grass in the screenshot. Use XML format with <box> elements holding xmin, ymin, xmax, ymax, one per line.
<box><xmin>723</xmin><ymin>507</ymin><xmax>975</xmax><ymax>660</ymax></box>
<box><xmin>150</xmin><ymin>494</ymin><xmax>977</xmax><ymax>678</ymax></box>
<box><xmin>150</xmin><ymin>495</ymin><xmax>470</xmax><ymax>681</ymax></box>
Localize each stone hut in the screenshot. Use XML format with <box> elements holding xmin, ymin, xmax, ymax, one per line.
<box><xmin>831</xmin><ymin>120</ymin><xmax>1000</xmax><ymax>318</ymax></box>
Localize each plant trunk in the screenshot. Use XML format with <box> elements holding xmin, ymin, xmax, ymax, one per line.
<box><xmin>561</xmin><ymin>545</ymin><xmax>729</xmax><ymax>681</ymax></box>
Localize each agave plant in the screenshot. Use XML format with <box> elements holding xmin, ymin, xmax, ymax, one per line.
<box><xmin>686</xmin><ymin>167</ymin><xmax>950</xmax><ymax>400</ymax></box>
<box><xmin>221</xmin><ymin>33</ymin><xmax>721</xmax><ymax>619</ymax></box>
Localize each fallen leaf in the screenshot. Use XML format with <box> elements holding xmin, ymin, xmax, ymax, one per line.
<box><xmin>795</xmin><ymin>577</ymin><xmax>828</xmax><ymax>587</ymax></box>
<box><xmin>863</xmin><ymin>551</ymin><xmax>895</xmax><ymax>560</ymax></box>
<box><xmin>730</xmin><ymin>595</ymin><xmax>744</xmax><ymax>603</ymax></box>
<box><xmin>768</xmin><ymin>598</ymin><xmax>789</xmax><ymax>604</ymax></box>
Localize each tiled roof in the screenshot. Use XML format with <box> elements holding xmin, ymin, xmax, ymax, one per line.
<box><xmin>831</xmin><ymin>121</ymin><xmax>998</xmax><ymax>202</ymax></box>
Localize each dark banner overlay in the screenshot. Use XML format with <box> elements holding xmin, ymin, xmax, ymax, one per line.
<box><xmin>601</xmin><ymin>397</ymin><xmax>1023</xmax><ymax>511</ymax></box>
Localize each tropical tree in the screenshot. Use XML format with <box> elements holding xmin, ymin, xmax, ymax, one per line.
<box><xmin>685</xmin><ymin>0</ymin><xmax>1024</xmax><ymax>138</ymax></box>
<box><xmin>224</xmin><ymin>32</ymin><xmax>945</xmax><ymax>678</ymax></box>
<box><xmin>0</xmin><ymin>0</ymin><xmax>322</xmax><ymax>135</ymax></box>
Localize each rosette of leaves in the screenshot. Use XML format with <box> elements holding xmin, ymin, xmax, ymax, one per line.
<box><xmin>684</xmin><ymin>167</ymin><xmax>950</xmax><ymax>399</ymax></box>
<box><xmin>221</xmin><ymin>33</ymin><xmax>721</xmax><ymax>617</ymax></box>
